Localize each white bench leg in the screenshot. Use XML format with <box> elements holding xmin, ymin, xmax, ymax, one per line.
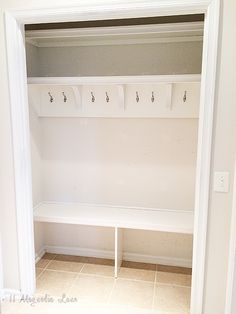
<box><xmin>115</xmin><ymin>227</ymin><xmax>123</xmax><ymax>278</ymax></box>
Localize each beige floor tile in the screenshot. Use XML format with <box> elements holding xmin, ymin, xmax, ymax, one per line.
<box><xmin>36</xmin><ymin>270</ymin><xmax>77</xmax><ymax>297</ymax></box>
<box><xmin>109</xmin><ymin>278</ymin><xmax>154</xmax><ymax>309</ymax></box>
<box><xmin>46</xmin><ymin>260</ymin><xmax>84</xmax><ymax>273</ymax></box>
<box><xmin>107</xmin><ymin>304</ymin><xmax>153</xmax><ymax>314</ymax></box>
<box><xmin>157</xmin><ymin>265</ymin><xmax>192</xmax><ymax>275</ymax></box>
<box><xmin>81</xmin><ymin>263</ymin><xmax>114</xmax><ymax>277</ymax></box>
<box><xmin>156</xmin><ymin>272</ymin><xmax>191</xmax><ymax>287</ymax></box>
<box><xmin>81</xmin><ymin>256</ymin><xmax>114</xmax><ymax>266</ymax></box>
<box><xmin>54</xmin><ymin>254</ymin><xmax>84</xmax><ymax>263</ymax></box>
<box><xmin>36</xmin><ymin>259</ymin><xmax>51</xmax><ymax>269</ymax></box>
<box><xmin>54</xmin><ymin>254</ymin><xmax>114</xmax><ymax>266</ymax></box>
<box><xmin>69</xmin><ymin>274</ymin><xmax>115</xmax><ymax>302</ymax></box>
<box><xmin>36</xmin><ymin>267</ymin><xmax>44</xmax><ymax>278</ymax></box>
<box><xmin>42</xmin><ymin>253</ymin><xmax>57</xmax><ymax>260</ymax></box>
<box><xmin>153</xmin><ymin>284</ymin><xmax>191</xmax><ymax>313</ymax></box>
<box><xmin>35</xmin><ymin>253</ymin><xmax>57</xmax><ymax>269</ymax></box>
<box><xmin>118</xmin><ymin>267</ymin><xmax>156</xmax><ymax>282</ymax></box>
<box><xmin>122</xmin><ymin>261</ymin><xmax>156</xmax><ymax>271</ymax></box>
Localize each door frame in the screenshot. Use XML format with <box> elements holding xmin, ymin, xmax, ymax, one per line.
<box><xmin>225</xmin><ymin>160</ymin><xmax>236</xmax><ymax>314</ymax></box>
<box><xmin>4</xmin><ymin>1</ymin><xmax>220</xmax><ymax>313</ymax></box>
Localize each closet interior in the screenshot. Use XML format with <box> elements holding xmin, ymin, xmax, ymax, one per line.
<box><xmin>25</xmin><ymin>15</ymin><xmax>203</xmax><ymax>279</ymax></box>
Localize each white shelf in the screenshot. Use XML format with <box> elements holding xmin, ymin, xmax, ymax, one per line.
<box><xmin>34</xmin><ymin>202</ymin><xmax>194</xmax><ymax>234</ymax></box>
<box><xmin>28</xmin><ymin>74</ymin><xmax>201</xmax><ymax>85</ymax></box>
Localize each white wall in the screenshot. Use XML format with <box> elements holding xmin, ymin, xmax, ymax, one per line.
<box><xmin>40</xmin><ymin>118</ymin><xmax>197</xmax><ymax>210</ymax></box>
<box><xmin>33</xmin><ymin>41</ymin><xmax>203</xmax><ymax>76</ymax></box>
<box><xmin>1</xmin><ymin>1</ymin><xmax>236</xmax><ymax>313</ymax></box>
<box><xmin>26</xmin><ymin>41</ymin><xmax>202</xmax><ymax>77</ymax></box>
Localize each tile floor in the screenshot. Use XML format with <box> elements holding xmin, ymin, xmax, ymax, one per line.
<box><xmin>1</xmin><ymin>253</ymin><xmax>191</xmax><ymax>314</ymax></box>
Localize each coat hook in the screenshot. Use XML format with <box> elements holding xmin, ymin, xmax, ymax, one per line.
<box><xmin>48</xmin><ymin>92</ymin><xmax>53</xmax><ymax>103</ymax></box>
<box><xmin>136</xmin><ymin>91</ymin><xmax>140</xmax><ymax>103</ymax></box>
<box><xmin>91</xmin><ymin>92</ymin><xmax>95</xmax><ymax>103</ymax></box>
<box><xmin>105</xmin><ymin>92</ymin><xmax>109</xmax><ymax>103</ymax></box>
<box><xmin>183</xmin><ymin>91</ymin><xmax>187</xmax><ymax>102</ymax></box>
<box><xmin>151</xmin><ymin>91</ymin><xmax>155</xmax><ymax>103</ymax></box>
<box><xmin>62</xmin><ymin>92</ymin><xmax>67</xmax><ymax>103</ymax></box>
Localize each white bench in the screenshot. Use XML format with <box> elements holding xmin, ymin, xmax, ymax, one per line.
<box><xmin>34</xmin><ymin>202</ymin><xmax>193</xmax><ymax>277</ymax></box>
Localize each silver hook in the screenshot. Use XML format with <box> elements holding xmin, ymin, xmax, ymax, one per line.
<box><xmin>136</xmin><ymin>91</ymin><xmax>140</xmax><ymax>103</ymax></box>
<box><xmin>91</xmin><ymin>92</ymin><xmax>95</xmax><ymax>103</ymax></box>
<box><xmin>151</xmin><ymin>91</ymin><xmax>155</xmax><ymax>103</ymax></box>
<box><xmin>183</xmin><ymin>91</ymin><xmax>187</xmax><ymax>102</ymax></box>
<box><xmin>48</xmin><ymin>92</ymin><xmax>53</xmax><ymax>103</ymax></box>
<box><xmin>105</xmin><ymin>92</ymin><xmax>109</xmax><ymax>103</ymax></box>
<box><xmin>62</xmin><ymin>92</ymin><xmax>67</xmax><ymax>103</ymax></box>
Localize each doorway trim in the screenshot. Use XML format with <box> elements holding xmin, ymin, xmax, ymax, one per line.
<box><xmin>4</xmin><ymin>1</ymin><xmax>220</xmax><ymax>313</ymax></box>
<box><xmin>225</xmin><ymin>160</ymin><xmax>236</xmax><ymax>314</ymax></box>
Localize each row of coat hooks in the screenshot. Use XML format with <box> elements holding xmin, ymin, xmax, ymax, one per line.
<box><xmin>47</xmin><ymin>90</ymin><xmax>188</xmax><ymax>103</ymax></box>
<box><xmin>48</xmin><ymin>91</ymin><xmax>67</xmax><ymax>103</ymax></box>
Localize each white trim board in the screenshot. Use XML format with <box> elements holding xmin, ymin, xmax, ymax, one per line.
<box><xmin>4</xmin><ymin>1</ymin><xmax>220</xmax><ymax>314</ymax></box>
<box><xmin>225</xmin><ymin>161</ymin><xmax>236</xmax><ymax>314</ymax></box>
<box><xmin>0</xmin><ymin>235</ymin><xmax>3</xmax><ymax>299</ymax></box>
<box><xmin>25</xmin><ymin>21</ymin><xmax>204</xmax><ymax>47</ymax></box>
<box><xmin>37</xmin><ymin>245</ymin><xmax>192</xmax><ymax>268</ymax></box>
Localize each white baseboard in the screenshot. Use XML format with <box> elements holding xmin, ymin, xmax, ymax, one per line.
<box><xmin>44</xmin><ymin>245</ymin><xmax>115</xmax><ymax>259</ymax></box>
<box><xmin>35</xmin><ymin>246</ymin><xmax>46</xmax><ymax>264</ymax></box>
<box><xmin>36</xmin><ymin>245</ymin><xmax>191</xmax><ymax>268</ymax></box>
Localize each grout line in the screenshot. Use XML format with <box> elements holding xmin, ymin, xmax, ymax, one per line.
<box><xmin>37</xmin><ymin>268</ymin><xmax>191</xmax><ymax>288</ymax></box>
<box><xmin>58</xmin><ymin>263</ymin><xmax>86</xmax><ymax>297</ymax></box>
<box><xmin>43</xmin><ymin>253</ymin><xmax>57</xmax><ymax>269</ymax></box>
<box><xmin>37</xmin><ymin>267</ymin><xmax>158</xmax><ymax>283</ymax></box>
<box><xmin>76</xmin><ymin>272</ymin><xmax>115</xmax><ymax>280</ymax></box>
<box><xmin>107</xmin><ymin>278</ymin><xmax>117</xmax><ymax>305</ymax></box>
<box><xmin>38</xmin><ymin>268</ymin><xmax>84</xmax><ymax>276</ymax></box>
<box><xmin>51</xmin><ymin>254</ymin><xmax>57</xmax><ymax>261</ymax></box>
<box><xmin>151</xmin><ymin>269</ymin><xmax>157</xmax><ymax>309</ymax></box>
<box><xmin>79</xmin><ymin>263</ymin><xmax>85</xmax><ymax>274</ymax></box>
<box><xmin>66</xmin><ymin>272</ymin><xmax>81</xmax><ymax>297</ymax></box>
<box><xmin>45</xmin><ymin>259</ymin><xmax>54</xmax><ymax>270</ymax></box>
<box><xmin>37</xmin><ymin>260</ymin><xmax>50</xmax><ymax>270</ymax></box>
<box><xmin>156</xmin><ymin>282</ymin><xmax>192</xmax><ymax>289</ymax></box>
<box><xmin>35</xmin><ymin>268</ymin><xmax>46</xmax><ymax>281</ymax></box>
<box><xmin>110</xmin><ymin>276</ymin><xmax>155</xmax><ymax>284</ymax></box>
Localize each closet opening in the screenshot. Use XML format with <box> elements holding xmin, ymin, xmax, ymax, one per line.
<box><xmin>4</xmin><ymin>1</ymin><xmax>221</xmax><ymax>313</ymax></box>
<box><xmin>25</xmin><ymin>14</ymin><xmax>203</xmax><ymax>313</ymax></box>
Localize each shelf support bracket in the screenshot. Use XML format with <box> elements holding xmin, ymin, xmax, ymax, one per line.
<box><xmin>117</xmin><ymin>85</ymin><xmax>125</xmax><ymax>111</ymax></box>
<box><xmin>166</xmin><ymin>83</ymin><xmax>173</xmax><ymax>110</ymax></box>
<box><xmin>72</xmin><ymin>85</ymin><xmax>82</xmax><ymax>109</ymax></box>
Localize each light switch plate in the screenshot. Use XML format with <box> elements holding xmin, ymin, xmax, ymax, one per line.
<box><xmin>213</xmin><ymin>171</ymin><xmax>230</xmax><ymax>193</ymax></box>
